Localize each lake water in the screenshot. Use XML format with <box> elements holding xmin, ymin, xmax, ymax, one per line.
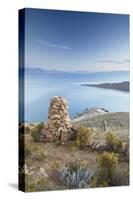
<box><xmin>20</xmin><ymin>70</ymin><xmax>129</xmax><ymax>122</ymax></box>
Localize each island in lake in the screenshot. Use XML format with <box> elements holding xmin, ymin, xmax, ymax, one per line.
<box><xmin>81</xmin><ymin>81</ymin><xmax>129</xmax><ymax>92</ymax></box>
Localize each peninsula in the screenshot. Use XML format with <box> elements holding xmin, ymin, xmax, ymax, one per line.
<box><xmin>81</xmin><ymin>81</ymin><xmax>129</xmax><ymax>92</ymax></box>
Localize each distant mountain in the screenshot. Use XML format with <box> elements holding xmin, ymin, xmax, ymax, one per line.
<box><xmin>19</xmin><ymin>68</ymin><xmax>68</xmax><ymax>74</ymax></box>
<box><xmin>19</xmin><ymin>68</ymin><xmax>129</xmax><ymax>74</ymax></box>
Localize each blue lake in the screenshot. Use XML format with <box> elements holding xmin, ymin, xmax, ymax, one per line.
<box><xmin>20</xmin><ymin>70</ymin><xmax>129</xmax><ymax>122</ymax></box>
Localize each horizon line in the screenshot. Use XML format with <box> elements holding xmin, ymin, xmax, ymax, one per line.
<box><xmin>20</xmin><ymin>67</ymin><xmax>129</xmax><ymax>73</ymax></box>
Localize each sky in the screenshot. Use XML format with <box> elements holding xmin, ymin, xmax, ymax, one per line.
<box><xmin>24</xmin><ymin>8</ymin><xmax>129</xmax><ymax>72</ymax></box>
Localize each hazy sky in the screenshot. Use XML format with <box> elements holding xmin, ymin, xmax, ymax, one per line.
<box><xmin>25</xmin><ymin>8</ymin><xmax>129</xmax><ymax>72</ymax></box>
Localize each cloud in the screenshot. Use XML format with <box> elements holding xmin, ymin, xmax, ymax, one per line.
<box><xmin>36</xmin><ymin>39</ymin><xmax>71</xmax><ymax>50</ymax></box>
<box><xmin>97</xmin><ymin>59</ymin><xmax>130</xmax><ymax>64</ymax></box>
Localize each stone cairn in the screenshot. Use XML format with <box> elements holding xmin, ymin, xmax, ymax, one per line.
<box><xmin>42</xmin><ymin>96</ymin><xmax>73</xmax><ymax>142</ymax></box>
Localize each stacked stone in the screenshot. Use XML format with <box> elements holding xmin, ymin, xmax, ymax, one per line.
<box><xmin>47</xmin><ymin>96</ymin><xmax>72</xmax><ymax>141</ymax></box>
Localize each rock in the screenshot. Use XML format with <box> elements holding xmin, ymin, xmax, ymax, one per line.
<box><xmin>42</xmin><ymin>96</ymin><xmax>72</xmax><ymax>142</ymax></box>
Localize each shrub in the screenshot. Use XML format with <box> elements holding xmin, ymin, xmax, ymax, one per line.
<box><xmin>96</xmin><ymin>152</ymin><xmax>119</xmax><ymax>186</ymax></box>
<box><xmin>54</xmin><ymin>160</ymin><xmax>93</xmax><ymax>189</ymax></box>
<box><xmin>31</xmin><ymin>122</ymin><xmax>44</xmax><ymax>142</ymax></box>
<box><xmin>25</xmin><ymin>143</ymin><xmax>47</xmax><ymax>161</ymax></box>
<box><xmin>75</xmin><ymin>127</ymin><xmax>93</xmax><ymax>149</ymax></box>
<box><xmin>92</xmin><ymin>152</ymin><xmax>129</xmax><ymax>187</ymax></box>
<box><xmin>105</xmin><ymin>132</ymin><xmax>123</xmax><ymax>153</ymax></box>
<box><xmin>91</xmin><ymin>165</ymin><xmax>129</xmax><ymax>187</ymax></box>
<box><xmin>97</xmin><ymin>152</ymin><xmax>118</xmax><ymax>169</ymax></box>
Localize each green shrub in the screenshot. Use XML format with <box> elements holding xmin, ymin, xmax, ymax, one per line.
<box><xmin>91</xmin><ymin>152</ymin><xmax>129</xmax><ymax>187</ymax></box>
<box><xmin>31</xmin><ymin>122</ymin><xmax>44</xmax><ymax>142</ymax></box>
<box><xmin>97</xmin><ymin>152</ymin><xmax>118</xmax><ymax>169</ymax></box>
<box><xmin>105</xmin><ymin>132</ymin><xmax>123</xmax><ymax>153</ymax></box>
<box><xmin>96</xmin><ymin>152</ymin><xmax>119</xmax><ymax>186</ymax></box>
<box><xmin>75</xmin><ymin>127</ymin><xmax>93</xmax><ymax>149</ymax></box>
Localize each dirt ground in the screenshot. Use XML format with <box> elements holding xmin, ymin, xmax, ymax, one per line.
<box><xmin>25</xmin><ymin>134</ymin><xmax>98</xmax><ymax>171</ymax></box>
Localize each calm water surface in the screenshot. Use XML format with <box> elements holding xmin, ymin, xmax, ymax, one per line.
<box><xmin>20</xmin><ymin>70</ymin><xmax>129</xmax><ymax>122</ymax></box>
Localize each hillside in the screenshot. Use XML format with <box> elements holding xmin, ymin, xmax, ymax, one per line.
<box><xmin>72</xmin><ymin>111</ymin><xmax>129</xmax><ymax>134</ymax></box>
